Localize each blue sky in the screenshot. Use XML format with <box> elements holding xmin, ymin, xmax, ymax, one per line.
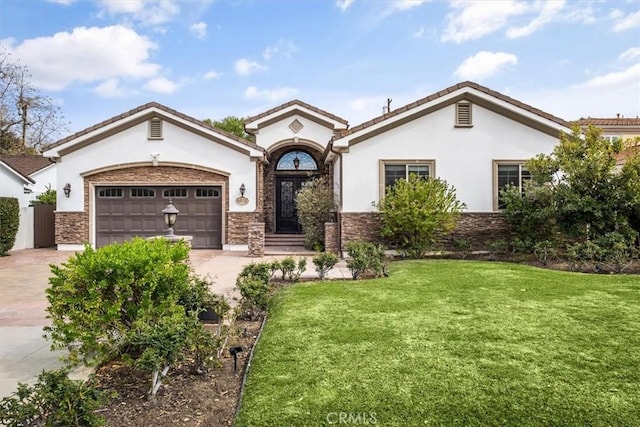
<box><xmin>1</xmin><ymin>0</ymin><xmax>639</xmax><ymax>135</ymax></box>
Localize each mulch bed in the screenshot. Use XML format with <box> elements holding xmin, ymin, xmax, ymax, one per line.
<box><xmin>94</xmin><ymin>319</ymin><xmax>262</xmax><ymax>427</ymax></box>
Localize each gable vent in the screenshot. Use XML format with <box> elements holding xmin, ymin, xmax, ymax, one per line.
<box><xmin>149</xmin><ymin>118</ymin><xmax>163</xmax><ymax>139</ymax></box>
<box><xmin>455</xmin><ymin>102</ymin><xmax>472</xmax><ymax>127</ymax></box>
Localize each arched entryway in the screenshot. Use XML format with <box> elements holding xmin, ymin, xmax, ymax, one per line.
<box><xmin>274</xmin><ymin>150</ymin><xmax>318</xmax><ymax>233</ymax></box>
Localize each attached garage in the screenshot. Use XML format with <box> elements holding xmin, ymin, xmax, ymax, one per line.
<box><xmin>95</xmin><ymin>185</ymin><xmax>222</xmax><ymax>249</ymax></box>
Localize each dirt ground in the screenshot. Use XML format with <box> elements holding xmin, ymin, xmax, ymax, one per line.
<box><xmin>95</xmin><ymin>319</ymin><xmax>262</xmax><ymax>427</ymax></box>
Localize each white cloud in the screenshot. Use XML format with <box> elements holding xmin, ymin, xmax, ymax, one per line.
<box><xmin>442</xmin><ymin>1</ymin><xmax>530</xmax><ymax>43</ymax></box>
<box><xmin>0</xmin><ymin>25</ymin><xmax>160</xmax><ymax>91</ymax></box>
<box><xmin>144</xmin><ymin>77</ymin><xmax>182</xmax><ymax>94</ymax></box>
<box><xmin>336</xmin><ymin>0</ymin><xmax>354</xmax><ymax>11</ymax></box>
<box><xmin>391</xmin><ymin>0</ymin><xmax>429</xmax><ymax>12</ymax></box>
<box><xmin>204</xmin><ymin>70</ymin><xmax>221</xmax><ymax>80</ymax></box>
<box><xmin>98</xmin><ymin>0</ymin><xmax>180</xmax><ymax>26</ymax></box>
<box><xmin>612</xmin><ymin>10</ymin><xmax>640</xmax><ymax>32</ymax></box>
<box><xmin>453</xmin><ymin>51</ymin><xmax>518</xmax><ymax>81</ymax></box>
<box><xmin>243</xmin><ymin>86</ymin><xmax>298</xmax><ymax>102</ymax></box>
<box><xmin>234</xmin><ymin>58</ymin><xmax>267</xmax><ymax>76</ymax></box>
<box><xmin>579</xmin><ymin>63</ymin><xmax>640</xmax><ymax>90</ymax></box>
<box><xmin>412</xmin><ymin>26</ymin><xmax>425</xmax><ymax>39</ymax></box>
<box><xmin>46</xmin><ymin>0</ymin><xmax>76</xmax><ymax>5</ymax></box>
<box><xmin>262</xmin><ymin>39</ymin><xmax>298</xmax><ymax>60</ymax></box>
<box><xmin>619</xmin><ymin>47</ymin><xmax>640</xmax><ymax>62</ymax></box>
<box><xmin>189</xmin><ymin>22</ymin><xmax>207</xmax><ymax>39</ymax></box>
<box><xmin>94</xmin><ymin>78</ymin><xmax>128</xmax><ymax>98</ymax></box>
<box><xmin>506</xmin><ymin>0</ymin><xmax>565</xmax><ymax>39</ymax></box>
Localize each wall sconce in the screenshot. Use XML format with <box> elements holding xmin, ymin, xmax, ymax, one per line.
<box><xmin>240</xmin><ymin>183</ymin><xmax>246</xmax><ymax>197</ymax></box>
<box><xmin>63</xmin><ymin>183</ymin><xmax>71</xmax><ymax>198</ymax></box>
<box><xmin>162</xmin><ymin>199</ymin><xmax>179</xmax><ymax>237</ymax></box>
<box><xmin>293</xmin><ymin>151</ymin><xmax>300</xmax><ymax>169</ymax></box>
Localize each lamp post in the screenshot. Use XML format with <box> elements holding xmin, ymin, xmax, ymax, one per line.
<box><xmin>162</xmin><ymin>199</ymin><xmax>179</xmax><ymax>237</ymax></box>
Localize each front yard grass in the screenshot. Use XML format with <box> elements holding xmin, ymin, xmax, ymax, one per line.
<box><xmin>236</xmin><ymin>260</ymin><xmax>640</xmax><ymax>426</ymax></box>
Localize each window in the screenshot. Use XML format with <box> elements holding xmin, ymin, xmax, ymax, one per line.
<box><xmin>380</xmin><ymin>160</ymin><xmax>435</xmax><ymax>196</ymax></box>
<box><xmin>97</xmin><ymin>188</ymin><xmax>123</xmax><ymax>198</ymax></box>
<box><xmin>455</xmin><ymin>102</ymin><xmax>472</xmax><ymax>127</ymax></box>
<box><xmin>494</xmin><ymin>162</ymin><xmax>531</xmax><ymax>210</ymax></box>
<box><xmin>163</xmin><ymin>188</ymin><xmax>188</xmax><ymax>198</ymax></box>
<box><xmin>603</xmin><ymin>135</ymin><xmax>621</xmax><ymax>143</ymax></box>
<box><xmin>195</xmin><ymin>188</ymin><xmax>220</xmax><ymax>198</ymax></box>
<box><xmin>148</xmin><ymin>118</ymin><xmax>163</xmax><ymax>140</ymax></box>
<box><xmin>131</xmin><ymin>188</ymin><xmax>155</xmax><ymax>198</ymax></box>
<box><xmin>276</xmin><ymin>151</ymin><xmax>317</xmax><ymax>171</ymax></box>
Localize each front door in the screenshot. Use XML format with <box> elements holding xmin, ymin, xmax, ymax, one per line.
<box><xmin>275</xmin><ymin>177</ymin><xmax>306</xmax><ymax>233</ymax></box>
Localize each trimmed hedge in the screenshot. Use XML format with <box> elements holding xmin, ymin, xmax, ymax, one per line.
<box><xmin>0</xmin><ymin>197</ymin><xmax>19</xmax><ymax>256</ymax></box>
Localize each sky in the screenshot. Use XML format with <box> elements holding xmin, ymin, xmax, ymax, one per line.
<box><xmin>1</xmin><ymin>0</ymin><xmax>639</xmax><ymax>136</ymax></box>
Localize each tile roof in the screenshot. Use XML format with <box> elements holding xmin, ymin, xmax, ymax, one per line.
<box><xmin>335</xmin><ymin>81</ymin><xmax>572</xmax><ymax>138</ymax></box>
<box><xmin>245</xmin><ymin>99</ymin><xmax>348</xmax><ymax>126</ymax></box>
<box><xmin>0</xmin><ymin>154</ymin><xmax>53</xmax><ymax>176</ymax></box>
<box><xmin>45</xmin><ymin>102</ymin><xmax>259</xmax><ymax>152</ymax></box>
<box><xmin>575</xmin><ymin>117</ymin><xmax>640</xmax><ymax>126</ymax></box>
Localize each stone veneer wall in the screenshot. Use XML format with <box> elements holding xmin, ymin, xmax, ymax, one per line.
<box><xmin>324</xmin><ymin>222</ymin><xmax>340</xmax><ymax>254</ymax></box>
<box><xmin>55</xmin><ymin>165</ymin><xmax>229</xmax><ymax>247</ymax></box>
<box><xmin>340</xmin><ymin>212</ymin><xmax>511</xmax><ymax>252</ymax></box>
<box><xmin>248</xmin><ymin>222</ymin><xmax>265</xmax><ymax>256</ymax></box>
<box><xmin>227</xmin><ymin>212</ymin><xmax>255</xmax><ymax>245</ymax></box>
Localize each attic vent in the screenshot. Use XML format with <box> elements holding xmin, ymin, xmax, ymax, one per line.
<box><xmin>148</xmin><ymin>118</ymin><xmax>163</xmax><ymax>139</ymax></box>
<box><xmin>455</xmin><ymin>102</ymin><xmax>472</xmax><ymax>127</ymax></box>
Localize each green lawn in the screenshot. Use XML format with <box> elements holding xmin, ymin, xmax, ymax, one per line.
<box><xmin>236</xmin><ymin>260</ymin><xmax>640</xmax><ymax>427</ymax></box>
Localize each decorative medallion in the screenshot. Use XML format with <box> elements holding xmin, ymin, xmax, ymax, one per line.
<box><xmin>289</xmin><ymin>119</ymin><xmax>304</xmax><ymax>133</ymax></box>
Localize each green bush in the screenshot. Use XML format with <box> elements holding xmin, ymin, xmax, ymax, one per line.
<box><xmin>595</xmin><ymin>231</ymin><xmax>639</xmax><ymax>273</ymax></box>
<box><xmin>452</xmin><ymin>238</ymin><xmax>472</xmax><ymax>259</ymax></box>
<box><xmin>313</xmin><ymin>252</ymin><xmax>339</xmax><ymax>279</ymax></box>
<box><xmin>345</xmin><ymin>241</ymin><xmax>387</xmax><ymax>280</ymax></box>
<box><xmin>295</xmin><ymin>176</ymin><xmax>336</xmax><ymax>250</ymax></box>
<box><xmin>0</xmin><ymin>197</ymin><xmax>19</xmax><ymax>256</ymax></box>
<box><xmin>533</xmin><ymin>240</ymin><xmax>558</xmax><ymax>265</ymax></box>
<box><xmin>378</xmin><ymin>175</ymin><xmax>466</xmax><ymax>258</ymax></box>
<box><xmin>0</xmin><ymin>368</ymin><xmax>107</xmax><ymax>427</ymax></box>
<box><xmin>238</xmin><ymin>262</ymin><xmax>273</xmax><ymax>285</ymax></box>
<box><xmin>34</xmin><ymin>184</ymin><xmax>56</xmax><ymax>205</ymax></box>
<box><xmin>486</xmin><ymin>239</ymin><xmax>509</xmax><ymax>260</ymax></box>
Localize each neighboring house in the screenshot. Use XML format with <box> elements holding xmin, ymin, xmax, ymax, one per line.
<box><xmin>0</xmin><ymin>155</ymin><xmax>57</xmax><ymax>250</ymax></box>
<box><xmin>43</xmin><ymin>81</ymin><xmax>573</xmax><ymax>252</ymax></box>
<box><xmin>576</xmin><ymin>116</ymin><xmax>640</xmax><ymax>165</ymax></box>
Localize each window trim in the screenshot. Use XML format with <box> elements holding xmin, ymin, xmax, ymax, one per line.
<box><xmin>148</xmin><ymin>117</ymin><xmax>163</xmax><ymax>140</ymax></box>
<box><xmin>379</xmin><ymin>159</ymin><xmax>435</xmax><ymax>201</ymax></box>
<box><xmin>493</xmin><ymin>160</ymin><xmax>530</xmax><ymax>211</ymax></box>
<box><xmin>455</xmin><ymin>101</ymin><xmax>473</xmax><ymax>128</ymax></box>
<box><xmin>97</xmin><ymin>188</ymin><xmax>124</xmax><ymax>198</ymax></box>
<box><xmin>162</xmin><ymin>188</ymin><xmax>188</xmax><ymax>199</ymax></box>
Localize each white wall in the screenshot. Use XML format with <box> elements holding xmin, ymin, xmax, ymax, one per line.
<box><xmin>254</xmin><ymin>114</ymin><xmax>334</xmax><ymax>152</ymax></box>
<box><xmin>341</xmin><ymin>103</ymin><xmax>560</xmax><ymax>212</ymax></box>
<box><xmin>29</xmin><ymin>164</ymin><xmax>57</xmax><ymax>198</ymax></box>
<box><xmin>54</xmin><ymin>120</ymin><xmax>256</xmax><ymax>213</ymax></box>
<box><xmin>0</xmin><ymin>165</ymin><xmax>32</xmax><ymax>250</ymax></box>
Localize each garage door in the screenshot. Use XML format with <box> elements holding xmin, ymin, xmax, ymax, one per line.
<box><xmin>95</xmin><ymin>186</ymin><xmax>222</xmax><ymax>249</ymax></box>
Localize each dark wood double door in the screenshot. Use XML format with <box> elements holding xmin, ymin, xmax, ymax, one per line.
<box><xmin>275</xmin><ymin>176</ymin><xmax>308</xmax><ymax>233</ymax></box>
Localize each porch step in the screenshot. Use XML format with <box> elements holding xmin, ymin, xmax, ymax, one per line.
<box><xmin>265</xmin><ymin>233</ymin><xmax>305</xmax><ymax>247</ymax></box>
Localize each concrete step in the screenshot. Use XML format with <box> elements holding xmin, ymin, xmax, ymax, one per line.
<box><xmin>265</xmin><ymin>234</ymin><xmax>305</xmax><ymax>247</ymax></box>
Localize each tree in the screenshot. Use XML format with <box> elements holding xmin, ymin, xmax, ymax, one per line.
<box><xmin>294</xmin><ymin>176</ymin><xmax>336</xmax><ymax>250</ymax></box>
<box><xmin>378</xmin><ymin>175</ymin><xmax>466</xmax><ymax>258</ymax></box>
<box><xmin>0</xmin><ymin>48</ymin><xmax>67</xmax><ymax>154</ymax></box>
<box><xmin>503</xmin><ymin>125</ymin><xmax>640</xmax><ymax>245</ymax></box>
<box><xmin>203</xmin><ymin>116</ymin><xmax>254</xmax><ymax>142</ymax></box>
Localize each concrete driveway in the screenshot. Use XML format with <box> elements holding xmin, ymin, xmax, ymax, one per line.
<box><xmin>0</xmin><ymin>248</ymin><xmax>251</xmax><ymax>399</ymax></box>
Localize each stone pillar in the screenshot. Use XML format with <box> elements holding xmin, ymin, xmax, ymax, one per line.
<box><xmin>248</xmin><ymin>222</ymin><xmax>265</xmax><ymax>257</ymax></box>
<box><xmin>324</xmin><ymin>222</ymin><xmax>340</xmax><ymax>254</ymax></box>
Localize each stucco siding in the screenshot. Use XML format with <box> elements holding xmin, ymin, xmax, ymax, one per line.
<box><xmin>254</xmin><ymin>114</ymin><xmax>334</xmax><ymax>152</ymax></box>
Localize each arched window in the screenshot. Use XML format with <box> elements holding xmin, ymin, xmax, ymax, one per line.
<box><xmin>276</xmin><ymin>151</ymin><xmax>317</xmax><ymax>171</ymax></box>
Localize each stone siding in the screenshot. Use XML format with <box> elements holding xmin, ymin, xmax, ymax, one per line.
<box><xmin>227</xmin><ymin>212</ymin><xmax>255</xmax><ymax>245</ymax></box>
<box><xmin>55</xmin><ymin>212</ymin><xmax>88</xmax><ymax>245</ymax></box>
<box><xmin>324</xmin><ymin>222</ymin><xmax>340</xmax><ymax>254</ymax></box>
<box><xmin>248</xmin><ymin>222</ymin><xmax>265</xmax><ymax>257</ymax></box>
<box><xmin>340</xmin><ymin>212</ymin><xmax>510</xmax><ymax>252</ymax></box>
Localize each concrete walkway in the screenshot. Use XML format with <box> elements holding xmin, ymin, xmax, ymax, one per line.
<box><xmin>0</xmin><ymin>248</ymin><xmax>351</xmax><ymax>399</ymax></box>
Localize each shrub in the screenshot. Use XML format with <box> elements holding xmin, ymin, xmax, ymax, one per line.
<box><xmin>378</xmin><ymin>175</ymin><xmax>466</xmax><ymax>258</ymax></box>
<box><xmin>34</xmin><ymin>184</ymin><xmax>56</xmax><ymax>205</ymax></box>
<box><xmin>313</xmin><ymin>252</ymin><xmax>339</xmax><ymax>279</ymax></box>
<box><xmin>486</xmin><ymin>239</ymin><xmax>508</xmax><ymax>260</ymax></box>
<box><xmin>0</xmin><ymin>368</ymin><xmax>107</xmax><ymax>427</ymax></box>
<box><xmin>0</xmin><ymin>197</ymin><xmax>19</xmax><ymax>256</ymax></box>
<box><xmin>452</xmin><ymin>238</ymin><xmax>471</xmax><ymax>259</ymax></box>
<box><xmin>345</xmin><ymin>241</ymin><xmax>387</xmax><ymax>280</ymax></box>
<box><xmin>238</xmin><ymin>262</ymin><xmax>272</xmax><ymax>285</ymax></box>
<box><xmin>595</xmin><ymin>231</ymin><xmax>639</xmax><ymax>273</ymax></box>
<box><xmin>533</xmin><ymin>240</ymin><xmax>558</xmax><ymax>265</ymax></box>
<box><xmin>279</xmin><ymin>256</ymin><xmax>296</xmax><ymax>280</ymax></box>
<box><xmin>295</xmin><ymin>176</ymin><xmax>336</xmax><ymax>250</ymax></box>
<box><xmin>237</xmin><ymin>276</ymin><xmax>270</xmax><ymax>315</ymax></box>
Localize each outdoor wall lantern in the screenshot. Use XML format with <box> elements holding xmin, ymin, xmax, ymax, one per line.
<box><xmin>162</xmin><ymin>199</ymin><xmax>179</xmax><ymax>237</ymax></box>
<box><xmin>63</xmin><ymin>183</ymin><xmax>71</xmax><ymax>198</ymax></box>
<box><xmin>240</xmin><ymin>183</ymin><xmax>246</xmax><ymax>197</ymax></box>
<box><xmin>293</xmin><ymin>151</ymin><xmax>300</xmax><ymax>169</ymax></box>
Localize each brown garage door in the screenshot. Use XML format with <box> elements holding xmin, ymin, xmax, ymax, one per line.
<box><xmin>95</xmin><ymin>186</ymin><xmax>222</xmax><ymax>249</ymax></box>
